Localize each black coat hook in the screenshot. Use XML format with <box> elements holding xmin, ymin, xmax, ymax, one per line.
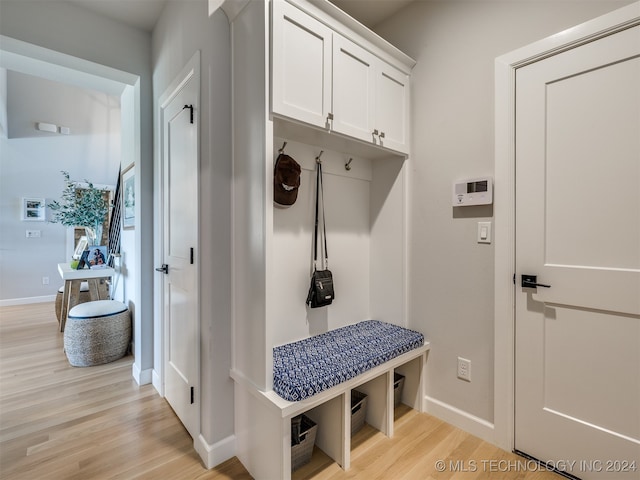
<box><xmin>345</xmin><ymin>158</ymin><xmax>353</xmax><ymax>171</ymax></box>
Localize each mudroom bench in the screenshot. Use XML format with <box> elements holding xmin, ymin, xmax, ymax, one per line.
<box><xmin>231</xmin><ymin>321</ymin><xmax>430</xmax><ymax>480</ymax></box>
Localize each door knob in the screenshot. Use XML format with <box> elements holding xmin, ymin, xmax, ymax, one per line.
<box><xmin>155</xmin><ymin>264</ymin><xmax>169</xmax><ymax>274</ymax></box>
<box><xmin>521</xmin><ymin>274</ymin><xmax>550</xmax><ymax>288</ymax></box>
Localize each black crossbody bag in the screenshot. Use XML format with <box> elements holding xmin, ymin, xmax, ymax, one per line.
<box><xmin>306</xmin><ymin>159</ymin><xmax>334</xmax><ymax>308</ymax></box>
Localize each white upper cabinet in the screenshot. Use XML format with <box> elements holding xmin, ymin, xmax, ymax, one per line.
<box><xmin>272</xmin><ymin>0</ymin><xmax>332</xmax><ymax>129</ymax></box>
<box><xmin>272</xmin><ymin>0</ymin><xmax>412</xmax><ymax>155</ymax></box>
<box><xmin>332</xmin><ymin>33</ymin><xmax>377</xmax><ymax>143</ymax></box>
<box><xmin>374</xmin><ymin>63</ymin><xmax>409</xmax><ymax>153</ymax></box>
<box><xmin>333</xmin><ymin>34</ymin><xmax>410</xmax><ymax>153</ymax></box>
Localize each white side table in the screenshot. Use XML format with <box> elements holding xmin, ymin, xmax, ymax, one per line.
<box><xmin>57</xmin><ymin>263</ymin><xmax>115</xmax><ymax>332</ymax></box>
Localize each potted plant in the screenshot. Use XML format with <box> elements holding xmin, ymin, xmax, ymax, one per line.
<box><xmin>48</xmin><ymin>171</ymin><xmax>110</xmax><ymax>246</ymax></box>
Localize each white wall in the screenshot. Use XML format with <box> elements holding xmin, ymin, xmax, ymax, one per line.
<box><xmin>152</xmin><ymin>0</ymin><xmax>233</xmax><ymax>456</ymax></box>
<box><xmin>271</xmin><ymin>140</ymin><xmax>373</xmax><ymax>346</ymax></box>
<box><xmin>0</xmin><ymin>73</ymin><xmax>120</xmax><ymax>302</ymax></box>
<box><xmin>7</xmin><ymin>71</ymin><xmax>121</xmax><ymax>140</ymax></box>
<box><xmin>374</xmin><ymin>0</ymin><xmax>632</xmax><ymax>434</ymax></box>
<box><xmin>0</xmin><ymin>68</ymin><xmax>7</xmax><ymax>138</ymax></box>
<box><xmin>269</xmin><ymin>138</ymin><xmax>408</xmax><ymax>348</ymax></box>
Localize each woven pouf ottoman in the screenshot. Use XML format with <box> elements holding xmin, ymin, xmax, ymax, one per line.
<box><xmin>55</xmin><ymin>282</ymin><xmax>91</xmax><ymax>322</ymax></box>
<box><xmin>64</xmin><ymin>300</ymin><xmax>131</xmax><ymax>367</ymax></box>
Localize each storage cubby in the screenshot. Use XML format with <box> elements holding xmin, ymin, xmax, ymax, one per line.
<box><xmin>353</xmin><ymin>373</ymin><xmax>392</xmax><ymax>437</ymax></box>
<box><xmin>304</xmin><ymin>394</ymin><xmax>347</xmax><ymax>468</ymax></box>
<box><xmin>394</xmin><ymin>356</ymin><xmax>426</xmax><ymax>411</ymax></box>
<box><xmin>291</xmin><ymin>354</ymin><xmax>428</xmax><ymax>475</ymax></box>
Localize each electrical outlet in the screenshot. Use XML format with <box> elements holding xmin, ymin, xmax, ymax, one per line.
<box><xmin>457</xmin><ymin>357</ymin><xmax>471</xmax><ymax>382</ymax></box>
<box><xmin>42</xmin><ymin>276</ymin><xmax>49</xmax><ymax>285</ymax></box>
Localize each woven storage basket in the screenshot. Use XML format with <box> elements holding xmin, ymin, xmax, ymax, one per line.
<box><xmin>55</xmin><ymin>283</ymin><xmax>92</xmax><ymax>322</ymax></box>
<box><xmin>291</xmin><ymin>414</ymin><xmax>317</xmax><ymax>471</ymax></box>
<box><xmin>351</xmin><ymin>390</ymin><xmax>368</xmax><ymax>435</ymax></box>
<box><xmin>64</xmin><ymin>300</ymin><xmax>131</xmax><ymax>367</ymax></box>
<box><xmin>394</xmin><ymin>372</ymin><xmax>405</xmax><ymax>407</ymax></box>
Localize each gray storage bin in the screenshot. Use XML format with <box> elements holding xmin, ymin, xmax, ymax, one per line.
<box><xmin>351</xmin><ymin>390</ymin><xmax>368</xmax><ymax>435</ymax></box>
<box><xmin>291</xmin><ymin>414</ymin><xmax>317</xmax><ymax>471</ymax></box>
<box><xmin>394</xmin><ymin>372</ymin><xmax>405</xmax><ymax>407</ymax></box>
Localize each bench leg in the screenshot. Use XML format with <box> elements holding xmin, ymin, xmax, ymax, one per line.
<box><xmin>234</xmin><ymin>383</ymin><xmax>290</xmax><ymax>479</ymax></box>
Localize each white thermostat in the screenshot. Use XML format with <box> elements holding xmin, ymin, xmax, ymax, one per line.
<box><xmin>453</xmin><ymin>177</ymin><xmax>493</xmax><ymax>206</ymax></box>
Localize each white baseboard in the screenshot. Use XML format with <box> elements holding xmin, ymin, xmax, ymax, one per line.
<box><xmin>131</xmin><ymin>363</ymin><xmax>153</xmax><ymax>385</ymax></box>
<box><xmin>195</xmin><ymin>433</ymin><xmax>236</xmax><ymax>469</ymax></box>
<box><xmin>152</xmin><ymin>369</ymin><xmax>163</xmax><ymax>396</ymax></box>
<box><xmin>0</xmin><ymin>295</ymin><xmax>56</xmax><ymax>307</ymax></box>
<box><xmin>425</xmin><ymin>395</ymin><xmax>495</xmax><ymax>444</ymax></box>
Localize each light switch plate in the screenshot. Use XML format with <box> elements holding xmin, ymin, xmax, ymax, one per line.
<box><xmin>477</xmin><ymin>222</ymin><xmax>491</xmax><ymax>244</ymax></box>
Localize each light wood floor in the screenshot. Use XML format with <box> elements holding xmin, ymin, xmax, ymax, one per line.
<box><xmin>0</xmin><ymin>302</ymin><xmax>561</xmax><ymax>480</ymax></box>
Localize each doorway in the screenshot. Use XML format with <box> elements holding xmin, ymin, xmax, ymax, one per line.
<box><xmin>494</xmin><ymin>2</ymin><xmax>640</xmax><ymax>474</ymax></box>
<box><xmin>157</xmin><ymin>52</ymin><xmax>200</xmax><ymax>439</ymax></box>
<box><xmin>0</xmin><ymin>35</ymin><xmax>148</xmax><ymax>382</ymax></box>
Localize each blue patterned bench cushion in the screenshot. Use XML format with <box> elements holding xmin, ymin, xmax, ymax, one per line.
<box><xmin>273</xmin><ymin>320</ymin><xmax>424</xmax><ymax>401</ymax></box>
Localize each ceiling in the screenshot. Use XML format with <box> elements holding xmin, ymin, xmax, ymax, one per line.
<box><xmin>67</xmin><ymin>0</ymin><xmax>168</xmax><ymax>32</ymax></box>
<box><xmin>330</xmin><ymin>0</ymin><xmax>414</xmax><ymax>28</ymax></box>
<box><xmin>67</xmin><ymin>0</ymin><xmax>414</xmax><ymax>32</ymax></box>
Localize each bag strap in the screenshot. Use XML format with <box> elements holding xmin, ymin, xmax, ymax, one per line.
<box><xmin>313</xmin><ymin>157</ymin><xmax>328</xmax><ymax>269</ymax></box>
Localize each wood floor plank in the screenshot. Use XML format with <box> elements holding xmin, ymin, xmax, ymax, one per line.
<box><xmin>1</xmin><ymin>303</ymin><xmax>561</xmax><ymax>479</ymax></box>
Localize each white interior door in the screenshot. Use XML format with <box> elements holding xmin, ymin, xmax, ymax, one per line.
<box><xmin>515</xmin><ymin>24</ymin><xmax>639</xmax><ymax>479</ymax></box>
<box><xmin>160</xmin><ymin>61</ymin><xmax>199</xmax><ymax>439</ymax></box>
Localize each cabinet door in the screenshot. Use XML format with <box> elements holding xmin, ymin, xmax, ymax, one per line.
<box><xmin>272</xmin><ymin>0</ymin><xmax>332</xmax><ymax>129</ymax></box>
<box><xmin>374</xmin><ymin>62</ymin><xmax>410</xmax><ymax>154</ymax></box>
<box><xmin>332</xmin><ymin>34</ymin><xmax>376</xmax><ymax>143</ymax></box>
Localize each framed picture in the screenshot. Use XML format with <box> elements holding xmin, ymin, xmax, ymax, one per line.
<box><xmin>122</xmin><ymin>164</ymin><xmax>135</xmax><ymax>230</ymax></box>
<box><xmin>22</xmin><ymin>197</ymin><xmax>45</xmax><ymax>221</ymax></box>
<box><xmin>73</xmin><ymin>236</ymin><xmax>88</xmax><ymax>260</ymax></box>
<box><xmin>87</xmin><ymin>245</ymin><xmax>108</xmax><ymax>269</ymax></box>
<box><xmin>76</xmin><ymin>250</ymin><xmax>90</xmax><ymax>270</ymax></box>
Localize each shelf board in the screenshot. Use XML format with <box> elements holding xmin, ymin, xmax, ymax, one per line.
<box><xmin>273</xmin><ymin>116</ymin><xmax>408</xmax><ymax>162</ymax></box>
<box><xmin>232</xmin><ymin>343</ymin><xmax>429</xmax><ymax>419</ymax></box>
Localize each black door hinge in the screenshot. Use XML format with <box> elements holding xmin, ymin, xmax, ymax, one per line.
<box><xmin>183</xmin><ymin>104</ymin><xmax>194</xmax><ymax>124</ymax></box>
<box><xmin>190</xmin><ymin>386</ymin><xmax>195</xmax><ymax>404</ymax></box>
<box><xmin>190</xmin><ymin>247</ymin><xmax>194</xmax><ymax>264</ymax></box>
<box><xmin>513</xmin><ymin>273</ymin><xmax>516</xmax><ymax>285</ymax></box>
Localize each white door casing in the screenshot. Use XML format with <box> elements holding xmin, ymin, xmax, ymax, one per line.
<box><xmin>514</xmin><ymin>24</ymin><xmax>639</xmax><ymax>476</ymax></box>
<box><xmin>494</xmin><ymin>0</ymin><xmax>640</xmax><ymax>460</ymax></box>
<box><xmin>159</xmin><ymin>53</ymin><xmax>200</xmax><ymax>439</ymax></box>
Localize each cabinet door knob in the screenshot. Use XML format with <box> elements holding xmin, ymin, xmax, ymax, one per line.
<box><xmin>379</xmin><ymin>131</ymin><xmax>385</xmax><ymax>139</ymax></box>
<box><xmin>327</xmin><ymin>113</ymin><xmax>334</xmax><ymax>121</ymax></box>
<box><xmin>373</xmin><ymin>129</ymin><xmax>379</xmax><ymax>136</ymax></box>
